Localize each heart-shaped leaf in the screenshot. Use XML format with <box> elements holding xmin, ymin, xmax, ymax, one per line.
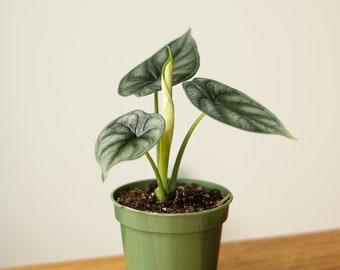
<box><xmin>95</xmin><ymin>110</ymin><xmax>165</xmax><ymax>180</ymax></box>
<box><xmin>182</xmin><ymin>78</ymin><xmax>294</xmax><ymax>138</ymax></box>
<box><xmin>118</xmin><ymin>29</ymin><xmax>200</xmax><ymax>97</ymax></box>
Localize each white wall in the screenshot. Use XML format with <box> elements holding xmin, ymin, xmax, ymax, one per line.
<box><xmin>1</xmin><ymin>0</ymin><xmax>340</xmax><ymax>267</ymax></box>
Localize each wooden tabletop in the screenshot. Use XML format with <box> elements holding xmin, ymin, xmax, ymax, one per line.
<box><xmin>4</xmin><ymin>229</ymin><xmax>340</xmax><ymax>270</ymax></box>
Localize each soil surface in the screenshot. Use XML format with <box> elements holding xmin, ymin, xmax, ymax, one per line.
<box><xmin>114</xmin><ymin>181</ymin><xmax>227</xmax><ymax>213</ymax></box>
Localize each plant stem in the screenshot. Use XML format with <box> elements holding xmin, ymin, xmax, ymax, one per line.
<box><xmin>154</xmin><ymin>91</ymin><xmax>159</xmax><ymax>114</ymax></box>
<box><xmin>154</xmin><ymin>92</ymin><xmax>160</xmax><ymax>165</ymax></box>
<box><xmin>145</xmin><ymin>152</ymin><xmax>165</xmax><ymax>200</ymax></box>
<box><xmin>169</xmin><ymin>113</ymin><xmax>206</xmax><ymax>191</ymax></box>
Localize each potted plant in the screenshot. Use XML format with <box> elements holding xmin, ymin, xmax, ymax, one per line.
<box><xmin>95</xmin><ymin>29</ymin><xmax>294</xmax><ymax>270</ymax></box>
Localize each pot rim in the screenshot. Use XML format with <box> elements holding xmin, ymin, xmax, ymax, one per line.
<box><xmin>111</xmin><ymin>178</ymin><xmax>233</xmax><ymax>217</ymax></box>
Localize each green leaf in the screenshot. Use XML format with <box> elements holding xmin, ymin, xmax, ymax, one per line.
<box><xmin>182</xmin><ymin>78</ymin><xmax>294</xmax><ymax>138</ymax></box>
<box><xmin>95</xmin><ymin>110</ymin><xmax>165</xmax><ymax>180</ymax></box>
<box><xmin>118</xmin><ymin>29</ymin><xmax>200</xmax><ymax>97</ymax></box>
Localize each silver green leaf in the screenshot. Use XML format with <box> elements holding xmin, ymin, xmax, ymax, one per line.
<box><xmin>182</xmin><ymin>78</ymin><xmax>294</xmax><ymax>138</ymax></box>
<box><xmin>118</xmin><ymin>29</ymin><xmax>200</xmax><ymax>97</ymax></box>
<box><xmin>95</xmin><ymin>110</ymin><xmax>165</xmax><ymax>180</ymax></box>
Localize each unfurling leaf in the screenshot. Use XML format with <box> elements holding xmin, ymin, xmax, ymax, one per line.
<box><xmin>118</xmin><ymin>29</ymin><xmax>200</xmax><ymax>97</ymax></box>
<box><xmin>158</xmin><ymin>47</ymin><xmax>174</xmax><ymax>186</ymax></box>
<box><xmin>95</xmin><ymin>110</ymin><xmax>165</xmax><ymax>180</ymax></box>
<box><xmin>183</xmin><ymin>78</ymin><xmax>294</xmax><ymax>139</ymax></box>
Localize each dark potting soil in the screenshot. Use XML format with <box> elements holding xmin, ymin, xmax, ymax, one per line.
<box><xmin>114</xmin><ymin>181</ymin><xmax>227</xmax><ymax>213</ymax></box>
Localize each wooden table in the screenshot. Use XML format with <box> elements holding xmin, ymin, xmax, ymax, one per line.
<box><xmin>4</xmin><ymin>229</ymin><xmax>340</xmax><ymax>270</ymax></box>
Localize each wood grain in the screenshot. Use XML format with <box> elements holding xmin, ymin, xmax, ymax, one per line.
<box><xmin>4</xmin><ymin>229</ymin><xmax>340</xmax><ymax>270</ymax></box>
<box><xmin>218</xmin><ymin>229</ymin><xmax>340</xmax><ymax>269</ymax></box>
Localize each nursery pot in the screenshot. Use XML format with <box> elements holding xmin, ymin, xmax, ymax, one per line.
<box><xmin>112</xmin><ymin>178</ymin><xmax>233</xmax><ymax>270</ymax></box>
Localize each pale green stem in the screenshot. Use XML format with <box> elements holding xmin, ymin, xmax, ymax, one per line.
<box><xmin>169</xmin><ymin>113</ymin><xmax>206</xmax><ymax>191</ymax></box>
<box><xmin>145</xmin><ymin>152</ymin><xmax>165</xmax><ymax>201</ymax></box>
<box><xmin>154</xmin><ymin>92</ymin><xmax>160</xmax><ymax>165</ymax></box>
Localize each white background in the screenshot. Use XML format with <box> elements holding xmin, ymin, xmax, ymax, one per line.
<box><xmin>1</xmin><ymin>0</ymin><xmax>340</xmax><ymax>268</ymax></box>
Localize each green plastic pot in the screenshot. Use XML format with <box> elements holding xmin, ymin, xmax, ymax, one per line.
<box><xmin>112</xmin><ymin>179</ymin><xmax>233</xmax><ymax>270</ymax></box>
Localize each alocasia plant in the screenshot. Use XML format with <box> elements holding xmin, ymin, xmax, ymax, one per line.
<box><xmin>95</xmin><ymin>29</ymin><xmax>294</xmax><ymax>201</ymax></box>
